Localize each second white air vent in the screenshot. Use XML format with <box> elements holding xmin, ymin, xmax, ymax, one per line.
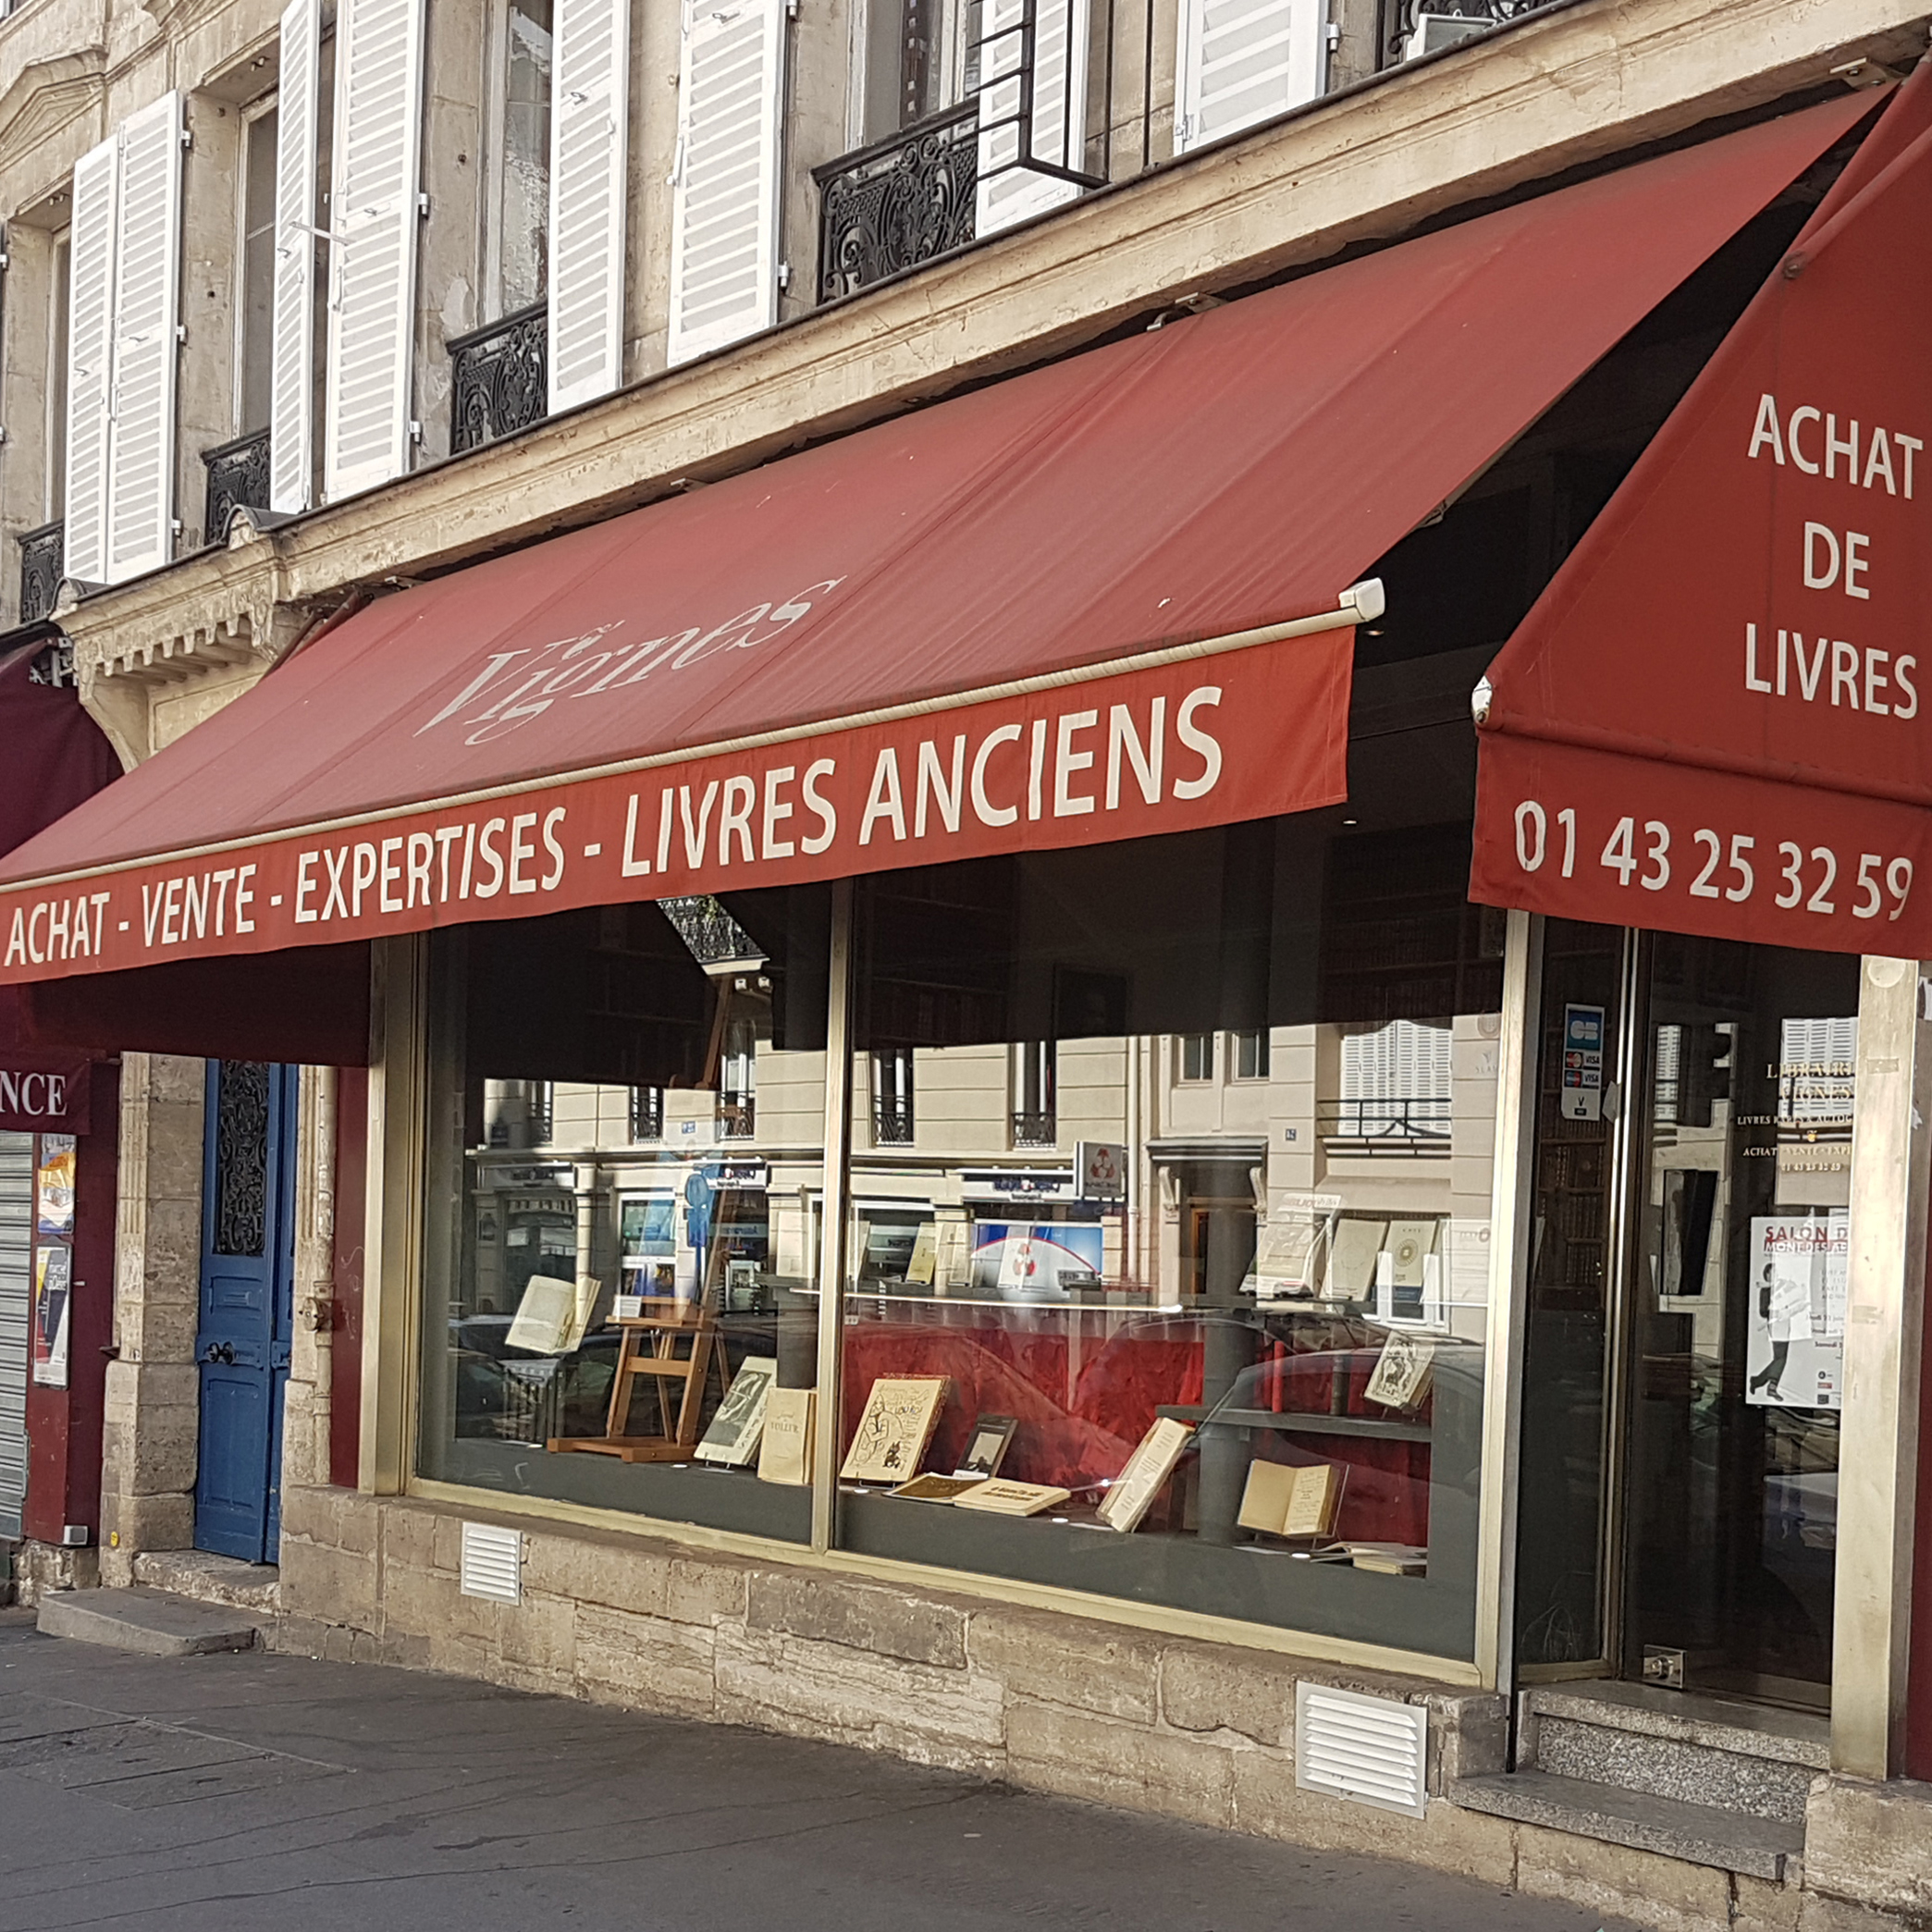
<box><xmin>459</xmin><ymin>1521</ymin><xmax>523</xmax><ymax>1604</ymax></box>
<box><xmin>1295</xmin><ymin>1681</ymin><xmax>1428</xmax><ymax>1818</ymax></box>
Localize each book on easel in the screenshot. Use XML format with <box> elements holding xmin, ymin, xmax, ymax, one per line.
<box><xmin>1098</xmin><ymin>1417</ymin><xmax>1193</xmax><ymax>1532</ymax></box>
<box><xmin>839</xmin><ymin>1377</ymin><xmax>949</xmax><ymax>1483</ymax></box>
<box><xmin>1365</xmin><ymin>1331</ymin><xmax>1435</xmax><ymax>1410</ymax></box>
<box><xmin>1237</xmin><ymin>1459</ymin><xmax>1342</xmax><ymax>1541</ymax></box>
<box><xmin>695</xmin><ymin>1356</ymin><xmax>777</xmax><ymax>1466</ymax></box>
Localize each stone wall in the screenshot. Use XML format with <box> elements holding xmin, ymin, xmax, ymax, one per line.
<box><xmin>275</xmin><ymin>1483</ymin><xmax>1913</xmax><ymax>1932</ymax></box>
<box><xmin>99</xmin><ymin>1053</ymin><xmax>206</xmax><ymax>1584</ymax></box>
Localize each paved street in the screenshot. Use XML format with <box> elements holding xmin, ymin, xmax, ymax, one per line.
<box><xmin>0</xmin><ymin>1608</ymin><xmax>1630</xmax><ymax>1932</ymax></box>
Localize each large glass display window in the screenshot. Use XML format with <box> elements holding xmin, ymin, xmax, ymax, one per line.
<box><xmin>829</xmin><ymin>804</ymin><xmax>1511</xmax><ymax>1656</ymax></box>
<box><xmin>418</xmin><ymin>888</ymin><xmax>831</xmax><ymax>1540</ymax></box>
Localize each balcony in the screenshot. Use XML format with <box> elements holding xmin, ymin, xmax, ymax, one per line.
<box><xmin>1319</xmin><ymin>1095</ymin><xmax>1453</xmax><ymax>1152</ymax></box>
<box><xmin>1011</xmin><ymin>1109</ymin><xmax>1057</xmax><ymax>1150</ymax></box>
<box><xmin>202</xmin><ymin>428</ymin><xmax>272</xmax><ymax>544</ymax></box>
<box><xmin>717</xmin><ymin>1091</ymin><xmax>757</xmax><ymax>1140</ymax></box>
<box><xmin>630</xmin><ymin>1086</ymin><xmax>665</xmax><ymax>1143</ymax></box>
<box><xmin>661</xmin><ymin>895</ymin><xmax>767</xmax><ymax>972</ymax></box>
<box><xmin>18</xmin><ymin>520</ymin><xmax>63</xmax><ymax>623</ymax></box>
<box><xmin>1378</xmin><ymin>0</ymin><xmax>1566</xmax><ymax>66</ymax></box>
<box><xmin>874</xmin><ymin>1090</ymin><xmax>916</xmax><ymax>1147</ymax></box>
<box><xmin>815</xmin><ymin>105</ymin><xmax>978</xmax><ymax>302</ymax></box>
<box><xmin>449</xmin><ymin>301</ymin><xmax>548</xmax><ymax>455</ymax></box>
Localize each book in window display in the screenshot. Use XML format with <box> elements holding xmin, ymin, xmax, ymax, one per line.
<box><xmin>890</xmin><ymin>1473</ymin><xmax>991</xmax><ymax>1503</ymax></box>
<box><xmin>695</xmin><ymin>1355</ymin><xmax>778</xmax><ymax>1465</ymax></box>
<box><xmin>1245</xmin><ymin>1194</ymin><xmax>1339</xmax><ymax>1300</ymax></box>
<box><xmin>840</xmin><ymin>1376</ymin><xmax>950</xmax><ymax>1483</ymax></box>
<box><xmin>757</xmin><ymin>1387</ymin><xmax>816</xmax><ymax>1484</ymax></box>
<box><xmin>1364</xmin><ymin>1330</ymin><xmax>1435</xmax><ymax>1411</ymax></box>
<box><xmin>1098</xmin><ymin>1417</ymin><xmax>1194</xmax><ymax>1532</ymax></box>
<box><xmin>1325</xmin><ymin>1218</ymin><xmax>1385</xmax><ymax>1300</ymax></box>
<box><xmin>953</xmin><ymin>1479</ymin><xmax>1072</xmax><ymax>1517</ymax></box>
<box><xmin>955</xmin><ymin>1413</ymin><xmax>1018</xmax><ymax>1478</ymax></box>
<box><xmin>1237</xmin><ymin>1458</ymin><xmax>1342</xmax><ymax>1541</ymax></box>
<box><xmin>506</xmin><ymin>1273</ymin><xmax>597</xmax><ymax>1355</ymax></box>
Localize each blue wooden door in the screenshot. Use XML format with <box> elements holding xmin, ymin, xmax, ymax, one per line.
<box><xmin>194</xmin><ymin>1062</ymin><xmax>297</xmax><ymax>1563</ymax></box>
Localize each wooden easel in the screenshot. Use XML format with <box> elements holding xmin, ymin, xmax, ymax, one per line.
<box><xmin>548</xmin><ymin>1297</ymin><xmax>721</xmax><ymax>1462</ymax></box>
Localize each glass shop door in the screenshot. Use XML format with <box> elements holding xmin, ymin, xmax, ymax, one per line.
<box><xmin>1619</xmin><ymin>933</ymin><xmax>1856</xmax><ymax>1710</ymax></box>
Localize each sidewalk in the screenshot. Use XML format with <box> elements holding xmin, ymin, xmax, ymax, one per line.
<box><xmin>0</xmin><ymin>1607</ymin><xmax>1631</xmax><ymax>1932</ymax></box>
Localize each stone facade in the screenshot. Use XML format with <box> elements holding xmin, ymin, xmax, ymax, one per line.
<box><xmin>272</xmin><ymin>1483</ymin><xmax>1928</xmax><ymax>1932</ymax></box>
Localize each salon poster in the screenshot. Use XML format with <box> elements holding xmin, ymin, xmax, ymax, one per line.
<box><xmin>31</xmin><ymin>1239</ymin><xmax>70</xmax><ymax>1388</ymax></box>
<box><xmin>1745</xmin><ymin>1214</ymin><xmax>1846</xmax><ymax>1412</ymax></box>
<box><xmin>35</xmin><ymin>1135</ymin><xmax>74</xmax><ymax>1235</ymax></box>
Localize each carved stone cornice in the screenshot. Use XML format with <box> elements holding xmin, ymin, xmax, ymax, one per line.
<box><xmin>0</xmin><ymin>48</ymin><xmax>106</xmax><ymax>181</ymax></box>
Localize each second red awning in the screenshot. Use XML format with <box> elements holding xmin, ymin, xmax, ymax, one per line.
<box><xmin>1472</xmin><ymin>69</ymin><xmax>1932</xmax><ymax>955</ymax></box>
<box><xmin>0</xmin><ymin>90</ymin><xmax>1877</xmax><ymax>985</ymax></box>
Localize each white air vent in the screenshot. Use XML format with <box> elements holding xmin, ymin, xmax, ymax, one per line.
<box><xmin>459</xmin><ymin>1521</ymin><xmax>523</xmax><ymax>1604</ymax></box>
<box><xmin>1295</xmin><ymin>1681</ymin><xmax>1428</xmax><ymax>1817</ymax></box>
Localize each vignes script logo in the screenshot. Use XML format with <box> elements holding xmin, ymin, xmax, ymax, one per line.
<box><xmin>414</xmin><ymin>578</ymin><xmax>847</xmax><ymax>745</ymax></box>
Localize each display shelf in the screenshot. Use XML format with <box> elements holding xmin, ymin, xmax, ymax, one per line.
<box><xmin>1155</xmin><ymin>1403</ymin><xmax>1432</xmax><ymax>1444</ymax></box>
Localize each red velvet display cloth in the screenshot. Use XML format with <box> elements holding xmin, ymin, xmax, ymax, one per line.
<box><xmin>843</xmin><ymin>1313</ymin><xmax>1430</xmax><ymax>1543</ymax></box>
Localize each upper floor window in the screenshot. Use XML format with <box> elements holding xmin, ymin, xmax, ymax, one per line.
<box><xmin>1178</xmin><ymin>1033</ymin><xmax>1214</xmax><ymax>1084</ymax></box>
<box><xmin>1013</xmin><ymin>1040</ymin><xmax>1055</xmax><ymax>1146</ymax></box>
<box><xmin>492</xmin><ymin>0</ymin><xmax>553</xmax><ymax>315</ymax></box>
<box><xmin>238</xmin><ymin>102</ymin><xmax>280</xmax><ymax>433</ymax></box>
<box><xmin>1233</xmin><ymin>1029</ymin><xmax>1271</xmax><ymax>1080</ymax></box>
<box><xmin>46</xmin><ymin>228</ymin><xmax>69</xmax><ymax>521</ymax></box>
<box><xmin>873</xmin><ymin>1047</ymin><xmax>915</xmax><ymax>1145</ymax></box>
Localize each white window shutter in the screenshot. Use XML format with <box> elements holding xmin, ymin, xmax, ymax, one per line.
<box><xmin>548</xmin><ymin>0</ymin><xmax>631</xmax><ymax>410</ymax></box>
<box><xmin>270</xmin><ymin>0</ymin><xmax>323</xmax><ymax>513</ymax></box>
<box><xmin>105</xmin><ymin>90</ymin><xmax>185</xmax><ymax>584</ymax></box>
<box><xmin>62</xmin><ymin>136</ymin><xmax>118</xmax><ymax>587</ymax></box>
<box><xmin>975</xmin><ymin>0</ymin><xmax>1090</xmax><ymax>237</ymax></box>
<box><xmin>665</xmin><ymin>0</ymin><xmax>785</xmax><ymax>369</ymax></box>
<box><xmin>1173</xmin><ymin>0</ymin><xmax>1325</xmax><ymax>155</ymax></box>
<box><xmin>325</xmin><ymin>0</ymin><xmax>425</xmax><ymax>501</ymax></box>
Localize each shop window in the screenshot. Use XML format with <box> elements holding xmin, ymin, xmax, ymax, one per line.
<box><xmin>1011</xmin><ymin>1040</ymin><xmax>1055</xmax><ymax>1147</ymax></box>
<box><xmin>873</xmin><ymin>1048</ymin><xmax>915</xmax><ymax>1145</ymax></box>
<box><xmin>1233</xmin><ymin>1028</ymin><xmax>1271</xmax><ymax>1080</ymax></box>
<box><xmin>833</xmin><ymin>800</ymin><xmax>1506</xmax><ymax>1655</ymax></box>
<box><xmin>417</xmin><ymin>891</ymin><xmax>831</xmax><ymax>1544</ymax></box>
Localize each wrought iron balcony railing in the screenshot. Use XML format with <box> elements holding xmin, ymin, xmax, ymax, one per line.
<box><xmin>814</xmin><ymin>103</ymin><xmax>978</xmax><ymax>303</ymax></box>
<box><xmin>718</xmin><ymin>1092</ymin><xmax>757</xmax><ymax>1139</ymax></box>
<box><xmin>874</xmin><ymin>1091</ymin><xmax>916</xmax><ymax>1146</ymax></box>
<box><xmin>449</xmin><ymin>301</ymin><xmax>548</xmax><ymax>455</ymax></box>
<box><xmin>18</xmin><ymin>519</ymin><xmax>62</xmax><ymax>622</ymax></box>
<box><xmin>1011</xmin><ymin>1110</ymin><xmax>1057</xmax><ymax>1150</ymax></box>
<box><xmin>661</xmin><ymin>894</ymin><xmax>767</xmax><ymax>970</ymax></box>
<box><xmin>202</xmin><ymin>428</ymin><xmax>272</xmax><ymax>544</ymax></box>
<box><xmin>1319</xmin><ymin>1095</ymin><xmax>1453</xmax><ymax>1148</ymax></box>
<box><xmin>631</xmin><ymin>1086</ymin><xmax>665</xmax><ymax>1142</ymax></box>
<box><xmin>1380</xmin><ymin>0</ymin><xmax>1566</xmax><ymax>67</ymax></box>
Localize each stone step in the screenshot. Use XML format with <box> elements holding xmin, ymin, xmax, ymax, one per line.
<box><xmin>1452</xmin><ymin>1768</ymin><xmax>1805</xmax><ymax>1882</ymax></box>
<box><xmin>1521</xmin><ymin>1683</ymin><xmax>1828</xmax><ymax>1825</ymax></box>
<box><xmin>36</xmin><ymin>1587</ymin><xmax>268</xmax><ymax>1659</ymax></box>
<box><xmin>131</xmin><ymin>1549</ymin><xmax>281</xmax><ymax>1615</ymax></box>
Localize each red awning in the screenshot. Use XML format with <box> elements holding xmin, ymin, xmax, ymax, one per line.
<box><xmin>0</xmin><ymin>92</ymin><xmax>1876</xmax><ymax>986</ymax></box>
<box><xmin>0</xmin><ymin>637</ymin><xmax>122</xmax><ymax>1124</ymax></box>
<box><xmin>1472</xmin><ymin>68</ymin><xmax>1932</xmax><ymax>954</ymax></box>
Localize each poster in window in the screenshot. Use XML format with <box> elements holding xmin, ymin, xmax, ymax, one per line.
<box><xmin>970</xmin><ymin>1223</ymin><xmax>1104</xmax><ymax>1298</ymax></box>
<box><xmin>1745</xmin><ymin>1214</ymin><xmax>1846</xmax><ymax>1411</ymax></box>
<box><xmin>31</xmin><ymin>1241</ymin><xmax>70</xmax><ymax>1387</ymax></box>
<box><xmin>36</xmin><ymin>1135</ymin><xmax>76</xmax><ymax>1236</ymax></box>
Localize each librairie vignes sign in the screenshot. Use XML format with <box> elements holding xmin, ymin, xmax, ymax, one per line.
<box><xmin>1471</xmin><ymin>71</ymin><xmax>1932</xmax><ymax>956</ymax></box>
<box><xmin>0</xmin><ymin>617</ymin><xmax>1353</xmax><ymax>979</ymax></box>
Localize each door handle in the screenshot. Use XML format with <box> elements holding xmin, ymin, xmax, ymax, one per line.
<box><xmin>203</xmin><ymin>1342</ymin><xmax>236</xmax><ymax>1366</ymax></box>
